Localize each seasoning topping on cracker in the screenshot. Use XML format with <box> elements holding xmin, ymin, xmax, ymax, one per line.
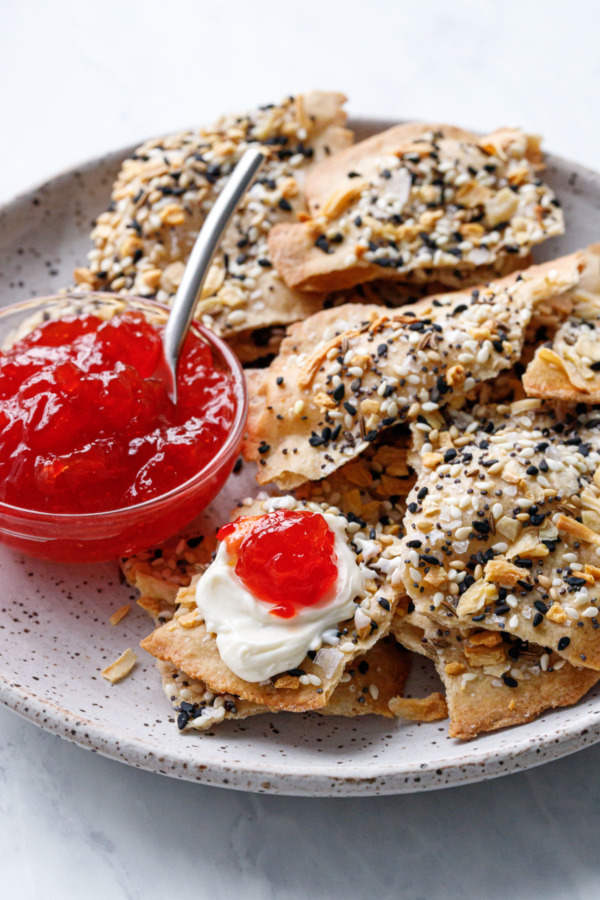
<box><xmin>107</xmin><ymin>103</ymin><xmax>600</xmax><ymax>742</ymax></box>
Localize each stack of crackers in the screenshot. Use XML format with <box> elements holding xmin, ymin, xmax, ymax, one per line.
<box><xmin>81</xmin><ymin>93</ymin><xmax>600</xmax><ymax>739</ymax></box>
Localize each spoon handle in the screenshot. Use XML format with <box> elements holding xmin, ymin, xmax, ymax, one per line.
<box><xmin>162</xmin><ymin>147</ymin><xmax>265</xmax><ymax>401</ymax></box>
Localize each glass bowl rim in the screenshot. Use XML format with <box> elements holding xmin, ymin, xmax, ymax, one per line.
<box><xmin>0</xmin><ymin>292</ymin><xmax>248</xmax><ymax>524</ymax></box>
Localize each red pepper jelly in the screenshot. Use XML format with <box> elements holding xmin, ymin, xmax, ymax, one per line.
<box><xmin>218</xmin><ymin>509</ymin><xmax>338</xmax><ymax>618</ymax></box>
<box><xmin>0</xmin><ymin>311</ymin><xmax>238</xmax><ymax>515</ymax></box>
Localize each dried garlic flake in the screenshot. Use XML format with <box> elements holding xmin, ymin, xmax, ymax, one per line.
<box><xmin>101</xmin><ymin>648</ymin><xmax>137</xmax><ymax>683</ymax></box>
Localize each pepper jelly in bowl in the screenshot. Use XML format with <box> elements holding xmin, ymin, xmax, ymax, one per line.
<box><xmin>0</xmin><ymin>292</ymin><xmax>247</xmax><ymax>562</ymax></box>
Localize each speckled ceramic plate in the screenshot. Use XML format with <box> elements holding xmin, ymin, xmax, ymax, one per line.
<box><xmin>1</xmin><ymin>120</ymin><xmax>600</xmax><ymax>797</ymax></box>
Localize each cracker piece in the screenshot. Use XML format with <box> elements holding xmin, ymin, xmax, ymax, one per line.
<box><xmin>158</xmin><ymin>636</ymin><xmax>410</xmax><ymax>731</ymax></box>
<box><xmin>226</xmin><ymin>326</ymin><xmax>287</xmax><ymax>365</ymax></box>
<box><xmin>388</xmin><ymin>692</ymin><xmax>448</xmax><ymax>722</ymax></box>
<box><xmin>392</xmin><ymin>611</ymin><xmax>599</xmax><ymax>739</ymax></box>
<box><xmin>140</xmin><ymin>495</ymin><xmax>403</xmax><ymax>712</ymax></box>
<box><xmin>244</xmin><ymin>252</ymin><xmax>584</xmax><ymax>489</ymax></box>
<box><xmin>136</xmin><ymin>594</ymin><xmax>177</xmax><ymax>622</ymax></box>
<box><xmin>294</xmin><ymin>427</ymin><xmax>414</xmax><ymax>527</ymax></box>
<box><xmin>524</xmin><ymin>245</ymin><xmax>600</xmax><ymax>403</ymax></box>
<box><xmin>102</xmin><ymin>648</ymin><xmax>137</xmax><ymax>684</ymax></box>
<box><xmin>73</xmin><ymin>92</ymin><xmax>351</xmax><ymax>359</ymax></box>
<box><xmin>400</xmin><ymin>399</ymin><xmax>600</xmax><ymax>671</ymax></box>
<box><xmin>321</xmin><ymin>637</ymin><xmax>411</xmax><ymax>718</ymax></box>
<box><xmin>158</xmin><ymin>660</ymin><xmax>265</xmax><ymax>730</ymax></box>
<box><xmin>121</xmin><ymin>529</ymin><xmax>217</xmax><ymax>611</ymax></box>
<box><xmin>268</xmin><ymin>124</ymin><xmax>563</xmax><ymax>293</ymax></box>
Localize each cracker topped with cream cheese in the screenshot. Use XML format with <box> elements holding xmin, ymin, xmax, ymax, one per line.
<box><xmin>140</xmin><ymin>495</ymin><xmax>404</xmax><ymax>712</ymax></box>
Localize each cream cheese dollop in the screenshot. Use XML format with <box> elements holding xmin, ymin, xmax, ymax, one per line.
<box><xmin>195</xmin><ymin>510</ymin><xmax>365</xmax><ymax>682</ymax></box>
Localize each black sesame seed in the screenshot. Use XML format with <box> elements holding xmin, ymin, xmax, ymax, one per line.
<box><xmin>517</xmin><ymin>580</ymin><xmax>533</xmax><ymax>592</ymax></box>
<box><xmin>420</xmin><ymin>554</ymin><xmax>440</xmax><ymax>566</ymax></box>
<box><xmin>502</xmin><ymin>674</ymin><xmax>518</xmax><ymax>688</ymax></box>
<box><xmin>315</xmin><ymin>234</ymin><xmax>332</xmax><ymax>254</ymax></box>
<box><xmin>557</xmin><ymin>637</ymin><xmax>571</xmax><ymax>651</ymax></box>
<box><xmin>472</xmin><ymin>519</ymin><xmax>490</xmax><ymax>535</ymax></box>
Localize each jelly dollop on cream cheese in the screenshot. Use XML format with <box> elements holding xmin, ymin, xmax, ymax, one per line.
<box><xmin>195</xmin><ymin>510</ymin><xmax>365</xmax><ymax>682</ymax></box>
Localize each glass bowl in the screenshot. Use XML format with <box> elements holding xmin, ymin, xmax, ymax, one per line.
<box><xmin>0</xmin><ymin>292</ymin><xmax>248</xmax><ymax>562</ymax></box>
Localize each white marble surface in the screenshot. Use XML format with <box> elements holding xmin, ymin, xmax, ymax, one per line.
<box><xmin>3</xmin><ymin>707</ymin><xmax>600</xmax><ymax>900</ymax></box>
<box><xmin>2</xmin><ymin>0</ymin><xmax>600</xmax><ymax>897</ymax></box>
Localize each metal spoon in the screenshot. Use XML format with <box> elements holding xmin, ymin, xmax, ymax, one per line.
<box><xmin>161</xmin><ymin>147</ymin><xmax>265</xmax><ymax>403</ymax></box>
